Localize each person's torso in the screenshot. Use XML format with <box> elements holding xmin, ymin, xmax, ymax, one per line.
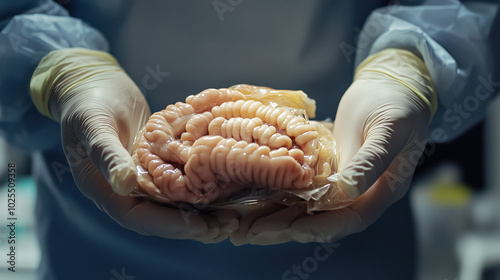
<box><xmin>70</xmin><ymin>0</ymin><xmax>384</xmax><ymax>118</ymax></box>
<box><xmin>34</xmin><ymin>1</ymin><xmax>416</xmax><ymax>279</ymax></box>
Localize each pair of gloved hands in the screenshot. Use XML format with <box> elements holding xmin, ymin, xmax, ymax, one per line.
<box><xmin>30</xmin><ymin>47</ymin><xmax>436</xmax><ymax>245</ymax></box>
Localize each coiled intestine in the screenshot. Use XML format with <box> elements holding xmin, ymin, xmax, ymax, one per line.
<box><xmin>132</xmin><ymin>84</ymin><xmax>336</xmax><ymax>205</ymax></box>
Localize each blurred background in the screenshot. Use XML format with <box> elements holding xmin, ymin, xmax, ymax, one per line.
<box><xmin>0</xmin><ymin>137</ymin><xmax>39</xmax><ymax>280</ymax></box>
<box><xmin>0</xmin><ymin>89</ymin><xmax>499</xmax><ymax>280</ymax></box>
<box><xmin>410</xmin><ymin>94</ymin><xmax>500</xmax><ymax>280</ymax></box>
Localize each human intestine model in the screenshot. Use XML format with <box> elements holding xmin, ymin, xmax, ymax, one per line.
<box><xmin>132</xmin><ymin>84</ymin><xmax>343</xmax><ymax>210</ymax></box>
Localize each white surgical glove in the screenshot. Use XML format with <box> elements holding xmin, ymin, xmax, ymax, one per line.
<box><xmin>31</xmin><ymin>48</ymin><xmax>239</xmax><ymax>243</ymax></box>
<box><xmin>231</xmin><ymin>48</ymin><xmax>437</xmax><ymax>245</ymax></box>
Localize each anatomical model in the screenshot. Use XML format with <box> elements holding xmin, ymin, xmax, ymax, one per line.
<box><xmin>132</xmin><ymin>84</ymin><xmax>348</xmax><ymax>211</ymax></box>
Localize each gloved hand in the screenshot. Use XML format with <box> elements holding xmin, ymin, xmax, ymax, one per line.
<box><xmin>30</xmin><ymin>48</ymin><xmax>239</xmax><ymax>243</ymax></box>
<box><xmin>230</xmin><ymin>48</ymin><xmax>437</xmax><ymax>245</ymax></box>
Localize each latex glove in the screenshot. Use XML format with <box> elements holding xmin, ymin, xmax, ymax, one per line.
<box><xmin>30</xmin><ymin>48</ymin><xmax>239</xmax><ymax>243</ymax></box>
<box><xmin>231</xmin><ymin>48</ymin><xmax>437</xmax><ymax>245</ymax></box>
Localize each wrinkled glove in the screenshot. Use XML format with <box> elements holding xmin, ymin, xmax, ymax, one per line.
<box><xmin>231</xmin><ymin>48</ymin><xmax>437</xmax><ymax>245</ymax></box>
<box><xmin>30</xmin><ymin>48</ymin><xmax>238</xmax><ymax>243</ymax></box>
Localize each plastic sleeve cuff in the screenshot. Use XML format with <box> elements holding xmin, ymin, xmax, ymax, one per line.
<box><xmin>30</xmin><ymin>48</ymin><xmax>122</xmax><ymax>120</ymax></box>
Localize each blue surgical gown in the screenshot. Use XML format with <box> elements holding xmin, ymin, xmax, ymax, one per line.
<box><xmin>0</xmin><ymin>0</ymin><xmax>498</xmax><ymax>279</ymax></box>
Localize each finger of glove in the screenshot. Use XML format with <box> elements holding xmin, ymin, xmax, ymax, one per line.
<box><xmin>365</xmin><ymin>137</ymin><xmax>426</xmax><ymax>210</ymax></box>
<box><xmin>70</xmin><ymin>110</ymin><xmax>137</xmax><ymax>196</ymax></box>
<box><xmin>198</xmin><ymin>209</ymin><xmax>241</xmax><ymax>244</ymax></box>
<box><xmin>290</xmin><ymin>207</ymin><xmax>363</xmax><ymax>243</ymax></box>
<box><xmin>102</xmin><ymin>184</ymin><xmax>221</xmax><ymax>240</ymax></box>
<box><xmin>194</xmin><ymin>214</ymin><xmax>224</xmax><ymax>244</ymax></box>
<box><xmin>290</xmin><ymin>155</ymin><xmax>415</xmax><ymax>244</ymax></box>
<box><xmin>212</xmin><ymin>209</ymin><xmax>240</xmax><ymax>235</ymax></box>
<box><xmin>230</xmin><ymin>203</ymin><xmax>285</xmax><ymax>246</ymax></box>
<box><xmin>346</xmin><ymin>167</ymin><xmax>413</xmax><ymax>231</ymax></box>
<box><xmin>58</xmin><ymin>149</ymin><xmax>219</xmax><ymax>241</ymax></box>
<box><xmin>291</xmin><ymin>171</ymin><xmax>410</xmax><ymax>244</ymax></box>
<box><xmin>120</xmin><ymin>200</ymin><xmax>221</xmax><ymax>241</ymax></box>
<box><xmin>338</xmin><ymin>143</ymin><xmax>424</xmax><ymax>232</ymax></box>
<box><xmin>337</xmin><ymin>111</ymin><xmax>413</xmax><ymax>199</ymax></box>
<box><xmin>247</xmin><ymin>206</ymin><xmax>308</xmax><ymax>245</ymax></box>
<box><xmin>291</xmin><ymin>167</ymin><xmax>415</xmax><ymax>245</ymax></box>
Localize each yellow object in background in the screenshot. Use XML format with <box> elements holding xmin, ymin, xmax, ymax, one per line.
<box><xmin>430</xmin><ymin>182</ymin><xmax>471</xmax><ymax>206</ymax></box>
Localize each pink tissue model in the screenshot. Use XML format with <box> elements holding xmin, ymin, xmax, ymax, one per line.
<box><xmin>132</xmin><ymin>84</ymin><xmax>338</xmax><ymax>206</ymax></box>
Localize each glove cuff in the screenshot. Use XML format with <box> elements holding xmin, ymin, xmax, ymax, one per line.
<box><xmin>30</xmin><ymin>48</ymin><xmax>122</xmax><ymax>120</ymax></box>
<box><xmin>355</xmin><ymin>48</ymin><xmax>438</xmax><ymax>119</ymax></box>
